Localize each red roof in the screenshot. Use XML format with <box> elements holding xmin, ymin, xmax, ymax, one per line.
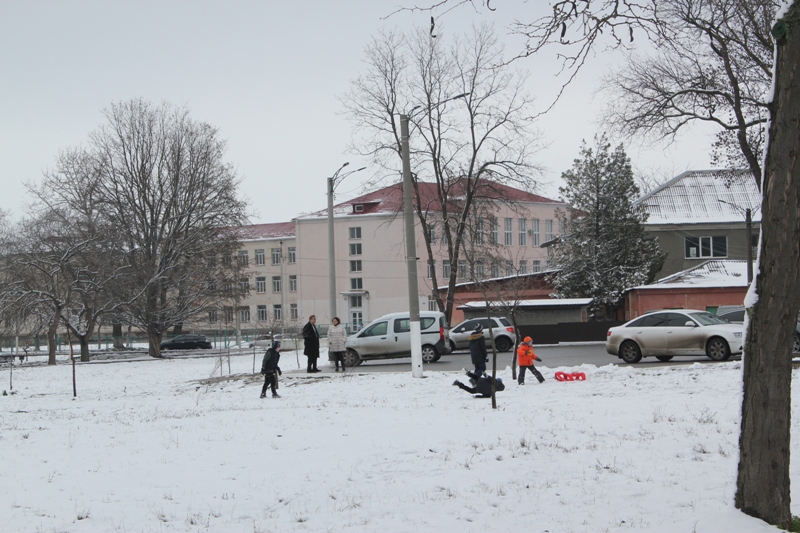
<box><xmin>237</xmin><ymin>222</ymin><xmax>295</xmax><ymax>241</ymax></box>
<box><xmin>302</xmin><ymin>180</ymin><xmax>560</xmax><ymax>218</ymax></box>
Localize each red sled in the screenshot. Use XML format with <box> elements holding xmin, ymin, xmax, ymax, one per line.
<box><xmin>555</xmin><ymin>371</ymin><xmax>586</xmax><ymax>381</ymax></box>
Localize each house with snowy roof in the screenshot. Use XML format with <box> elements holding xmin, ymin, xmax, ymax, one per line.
<box><xmin>635</xmin><ymin>169</ymin><xmax>761</xmax><ymax>279</ymax></box>
<box><xmin>623</xmin><ymin>259</ymin><xmax>749</xmax><ymax>320</ymax></box>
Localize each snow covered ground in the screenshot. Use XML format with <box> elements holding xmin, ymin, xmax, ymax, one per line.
<box><xmin>1</xmin><ymin>348</ymin><xmax>797</xmax><ymax>532</ymax></box>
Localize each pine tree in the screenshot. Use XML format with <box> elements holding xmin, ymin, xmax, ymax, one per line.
<box><xmin>551</xmin><ymin>134</ymin><xmax>664</xmax><ymax>318</ymax></box>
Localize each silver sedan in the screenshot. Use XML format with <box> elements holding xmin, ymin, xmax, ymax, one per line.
<box><xmin>606</xmin><ymin>310</ymin><xmax>743</xmax><ymax>364</ymax></box>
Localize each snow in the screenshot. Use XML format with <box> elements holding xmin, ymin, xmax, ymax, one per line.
<box><xmin>460</xmin><ymin>297</ymin><xmax>593</xmax><ymax>308</ymax></box>
<box><xmin>1</xmin><ymin>348</ymin><xmax>796</xmax><ymax>532</ymax></box>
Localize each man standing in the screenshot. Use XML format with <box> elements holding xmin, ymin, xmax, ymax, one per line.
<box><xmin>468</xmin><ymin>323</ymin><xmax>488</xmax><ymax>376</ymax></box>
<box><xmin>303</xmin><ymin>315</ymin><xmax>320</xmax><ymax>373</ymax></box>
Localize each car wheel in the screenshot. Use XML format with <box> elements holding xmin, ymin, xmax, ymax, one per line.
<box><xmin>793</xmin><ymin>333</ymin><xmax>800</xmax><ymax>354</ymax></box>
<box><xmin>494</xmin><ymin>336</ymin><xmax>512</xmax><ymax>352</ymax></box>
<box><xmin>619</xmin><ymin>341</ymin><xmax>642</xmax><ymax>364</ymax></box>
<box><xmin>449</xmin><ymin>340</ymin><xmax>457</xmax><ymax>352</ymax></box>
<box><xmin>706</xmin><ymin>337</ymin><xmax>730</xmax><ymax>361</ymax></box>
<box><xmin>344</xmin><ymin>349</ymin><xmax>361</xmax><ymax>368</ymax></box>
<box><xmin>655</xmin><ymin>355</ymin><xmax>673</xmax><ymax>362</ymax></box>
<box><xmin>421</xmin><ymin>345</ymin><xmax>438</xmax><ymax>363</ymax></box>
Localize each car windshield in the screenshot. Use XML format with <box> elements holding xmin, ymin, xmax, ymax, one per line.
<box><xmin>690</xmin><ymin>312</ymin><xmax>731</xmax><ymax>326</ymax></box>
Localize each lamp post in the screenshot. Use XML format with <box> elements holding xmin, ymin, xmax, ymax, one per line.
<box><xmin>327</xmin><ymin>163</ymin><xmax>366</xmax><ymax>323</ymax></box>
<box><xmin>400</xmin><ymin>92</ymin><xmax>469</xmax><ymax>378</ymax></box>
<box><xmin>718</xmin><ymin>199</ymin><xmax>755</xmax><ymax>284</ymax></box>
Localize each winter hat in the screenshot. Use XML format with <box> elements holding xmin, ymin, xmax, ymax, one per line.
<box><xmin>272</xmin><ymin>340</ymin><xmax>281</xmax><ymax>350</ymax></box>
<box><xmin>473</xmin><ymin>324</ymin><xmax>483</xmax><ymax>334</ymax></box>
<box><xmin>523</xmin><ymin>336</ymin><xmax>532</xmax><ymax>344</ymax></box>
<box><xmin>496</xmin><ymin>378</ymin><xmax>503</xmax><ymax>383</ymax></box>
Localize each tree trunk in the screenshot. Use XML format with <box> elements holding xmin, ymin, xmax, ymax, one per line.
<box><xmin>735</xmin><ymin>6</ymin><xmax>800</xmax><ymax>527</ymax></box>
<box><xmin>112</xmin><ymin>322</ymin><xmax>124</xmax><ymax>349</ymax></box>
<box><xmin>46</xmin><ymin>312</ymin><xmax>60</xmax><ymax>366</ymax></box>
<box><xmin>147</xmin><ymin>326</ymin><xmax>162</xmax><ymax>358</ymax></box>
<box><xmin>78</xmin><ymin>335</ymin><xmax>90</xmax><ymax>362</ymax></box>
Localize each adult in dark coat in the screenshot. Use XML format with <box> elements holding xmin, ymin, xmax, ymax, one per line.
<box><xmin>260</xmin><ymin>341</ymin><xmax>282</xmax><ymax>398</ymax></box>
<box><xmin>468</xmin><ymin>323</ymin><xmax>488</xmax><ymax>376</ymax></box>
<box><xmin>302</xmin><ymin>315</ymin><xmax>321</xmax><ymax>373</ymax></box>
<box><xmin>453</xmin><ymin>370</ymin><xmax>505</xmax><ymax>398</ymax></box>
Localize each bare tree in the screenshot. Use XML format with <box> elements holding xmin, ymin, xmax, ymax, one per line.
<box><xmin>600</xmin><ymin>0</ymin><xmax>777</xmax><ymax>184</ymax></box>
<box><xmin>341</xmin><ymin>24</ymin><xmax>544</xmax><ymax>325</ymax></box>
<box><xmin>82</xmin><ymin>99</ymin><xmax>247</xmax><ymax>357</ymax></box>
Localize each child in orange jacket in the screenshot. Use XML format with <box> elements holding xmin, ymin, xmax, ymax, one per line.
<box><xmin>516</xmin><ymin>336</ymin><xmax>545</xmax><ymax>385</ymax></box>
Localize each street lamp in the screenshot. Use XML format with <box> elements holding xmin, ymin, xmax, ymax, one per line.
<box><xmin>400</xmin><ymin>92</ymin><xmax>469</xmax><ymax>378</ymax></box>
<box><xmin>718</xmin><ymin>199</ymin><xmax>755</xmax><ymax>284</ymax></box>
<box><xmin>327</xmin><ymin>163</ymin><xmax>366</xmax><ymax>324</ymax></box>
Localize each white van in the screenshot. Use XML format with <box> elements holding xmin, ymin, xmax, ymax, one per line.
<box><xmin>344</xmin><ymin>311</ymin><xmax>451</xmax><ymax>366</ymax></box>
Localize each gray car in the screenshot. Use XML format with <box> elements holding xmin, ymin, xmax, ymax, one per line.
<box><xmin>606</xmin><ymin>309</ymin><xmax>744</xmax><ymax>363</ymax></box>
<box><xmin>717</xmin><ymin>306</ymin><xmax>800</xmax><ymax>353</ymax></box>
<box><xmin>449</xmin><ymin>317</ymin><xmax>516</xmax><ymax>352</ymax></box>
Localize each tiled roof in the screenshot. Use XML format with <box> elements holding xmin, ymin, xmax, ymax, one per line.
<box><xmin>635</xmin><ymin>169</ymin><xmax>762</xmax><ymax>225</ymax></box>
<box><xmin>632</xmin><ymin>260</ymin><xmax>749</xmax><ymax>290</ymax></box>
<box><xmin>298</xmin><ymin>180</ymin><xmax>562</xmax><ymax>219</ymax></box>
<box><xmin>237</xmin><ymin>222</ymin><xmax>295</xmax><ymax>241</ymax></box>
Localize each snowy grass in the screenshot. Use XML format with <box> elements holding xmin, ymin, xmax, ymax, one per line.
<box><xmin>0</xmin><ymin>354</ymin><xmax>797</xmax><ymax>532</ymax></box>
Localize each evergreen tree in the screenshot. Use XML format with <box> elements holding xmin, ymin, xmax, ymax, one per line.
<box><xmin>551</xmin><ymin>134</ymin><xmax>664</xmax><ymax>318</ymax></box>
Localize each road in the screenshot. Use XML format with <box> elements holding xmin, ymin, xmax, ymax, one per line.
<box><xmin>331</xmin><ymin>342</ymin><xmax>739</xmax><ymax>374</ymax></box>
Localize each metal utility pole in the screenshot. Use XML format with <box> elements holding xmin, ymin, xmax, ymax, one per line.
<box><xmin>746</xmin><ymin>208</ymin><xmax>753</xmax><ymax>284</ymax></box>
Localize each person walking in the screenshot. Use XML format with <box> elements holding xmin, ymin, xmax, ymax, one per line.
<box><xmin>328</xmin><ymin>316</ymin><xmax>348</xmax><ymax>372</ymax></box>
<box><xmin>453</xmin><ymin>370</ymin><xmax>505</xmax><ymax>398</ymax></box>
<box><xmin>468</xmin><ymin>323</ymin><xmax>488</xmax><ymax>376</ymax></box>
<box><xmin>303</xmin><ymin>315</ymin><xmax>321</xmax><ymax>373</ymax></box>
<box><xmin>260</xmin><ymin>341</ymin><xmax>282</xmax><ymax>398</ymax></box>
<box><xmin>516</xmin><ymin>336</ymin><xmax>545</xmax><ymax>385</ymax></box>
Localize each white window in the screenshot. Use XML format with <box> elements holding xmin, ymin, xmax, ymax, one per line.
<box><xmin>290</xmin><ymin>303</ymin><xmax>299</xmax><ymax>320</ymax></box>
<box><xmin>349</xmin><ymin>243</ymin><xmax>362</xmax><ymax>256</ymax></box>
<box><xmin>289</xmin><ymin>275</ymin><xmax>297</xmax><ymax>292</ymax></box>
<box><xmin>518</xmin><ymin>219</ymin><xmax>527</xmax><ymax>246</ymax></box>
<box><xmin>443</xmin><ymin>260</ymin><xmax>451</xmax><ymax>278</ymax></box>
<box><xmin>532</xmin><ymin>219</ymin><xmax>540</xmax><ymax>246</ymax></box>
<box><xmin>506</xmin><ymin>260</ymin><xmax>514</xmax><ymax>277</ymax></box>
<box><xmin>239</xmin><ymin>306</ymin><xmax>250</xmax><ymax>323</ymax></box>
<box><xmin>490</xmin><ymin>217</ymin><xmax>499</xmax><ymax>245</ymax></box>
<box><xmin>257</xmin><ymin>305</ymin><xmax>268</xmax><ymax>322</ymax></box>
<box><xmin>273</xmin><ymin>304</ymin><xmax>282</xmax><ymax>321</ymax></box>
<box><xmin>350</xmin><ymin>260</ymin><xmax>362</xmax><ymax>272</ymax></box>
<box><xmin>237</xmin><ymin>250</ymin><xmax>249</xmax><ymax>266</ymax></box>
<box><xmin>545</xmin><ymin>219</ymin><xmax>554</xmax><ymax>241</ymax></box>
<box><xmin>474</xmin><ymin>218</ymin><xmax>484</xmax><ymax>245</ymax></box>
<box><xmin>428</xmin><ymin>223</ymin><xmax>437</xmax><ymax>244</ymax></box>
<box><xmin>350</xmin><ymin>295</ymin><xmax>363</xmax><ymax>308</ymax></box>
<box><xmin>519</xmin><ymin>260</ymin><xmax>528</xmax><ymax>274</ymax></box>
<box><xmin>351</xmin><ymin>278</ymin><xmax>363</xmax><ymax>290</ymax></box>
<box><xmin>208</xmin><ymin>309</ymin><xmax>217</xmax><ymax>324</ymax></box>
<box><xmin>428</xmin><ymin>260</ymin><xmax>436</xmax><ymax>279</ymax></box>
<box><xmin>504</xmin><ymin>218</ymin><xmax>513</xmax><ymax>246</ymax></box>
<box><xmin>254</xmin><ymin>249</ymin><xmax>265</xmax><ymax>266</ymax></box>
<box><xmin>491</xmin><ymin>262</ymin><xmax>500</xmax><ymax>278</ymax></box>
<box><xmin>351</xmin><ymin>311</ymin><xmax>363</xmax><ymax>332</ymax></box>
<box><xmin>533</xmin><ymin>260</ymin><xmax>542</xmax><ymax>273</ymax></box>
<box><xmin>475</xmin><ymin>261</ymin><xmax>485</xmax><ymax>279</ymax></box>
<box><xmin>288</xmin><ymin>247</ymin><xmax>296</xmax><ymax>264</ymax></box>
<box><xmin>256</xmin><ymin>276</ymin><xmax>266</xmax><ymax>293</ymax></box>
<box><xmin>271</xmin><ymin>248</ymin><xmax>281</xmax><ymax>265</ymax></box>
<box><xmin>272</xmin><ymin>276</ymin><xmax>281</xmax><ymax>293</ymax></box>
<box><xmin>458</xmin><ymin>260</ymin><xmax>467</xmax><ymax>280</ymax></box>
<box><xmin>239</xmin><ymin>278</ymin><xmax>249</xmax><ymax>294</ymax></box>
<box><xmin>349</xmin><ymin>227</ymin><xmax>361</xmax><ymax>239</ymax></box>
<box><xmin>685</xmin><ymin>236</ymin><xmax>727</xmax><ymax>258</ymax></box>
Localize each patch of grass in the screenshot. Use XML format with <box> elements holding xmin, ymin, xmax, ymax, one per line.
<box><xmin>787</xmin><ymin>515</ymin><xmax>800</xmax><ymax>532</ymax></box>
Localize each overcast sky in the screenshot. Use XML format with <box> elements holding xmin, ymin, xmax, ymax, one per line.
<box><xmin>1</xmin><ymin>1</ymin><xmax>717</xmax><ymax>224</ymax></box>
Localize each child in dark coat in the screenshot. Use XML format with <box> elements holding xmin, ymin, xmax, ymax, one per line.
<box><xmin>260</xmin><ymin>341</ymin><xmax>282</xmax><ymax>398</ymax></box>
<box><xmin>453</xmin><ymin>370</ymin><xmax>505</xmax><ymax>398</ymax></box>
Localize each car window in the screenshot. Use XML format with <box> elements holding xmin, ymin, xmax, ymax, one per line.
<box><xmin>394</xmin><ymin>318</ymin><xmax>410</xmax><ymax>333</ymax></box>
<box><xmin>421</xmin><ymin>317</ymin><xmax>436</xmax><ymax>330</ymax></box>
<box><xmin>635</xmin><ymin>313</ymin><xmax>668</xmax><ymax>327</ymax></box>
<box><xmin>499</xmin><ymin>318</ymin><xmax>512</xmax><ymax>327</ymax></box>
<box><xmin>690</xmin><ymin>312</ymin><xmax>730</xmax><ymax>325</ymax></box>
<box><xmin>454</xmin><ymin>320</ymin><xmax>477</xmax><ymax>333</ymax></box>
<box><xmin>666</xmin><ymin>313</ymin><xmax>694</xmax><ymax>327</ymax></box>
<box><xmin>363</xmin><ymin>321</ymin><xmax>388</xmax><ymax>337</ymax></box>
<box><xmin>721</xmin><ymin>310</ymin><xmax>745</xmax><ymax>322</ymax></box>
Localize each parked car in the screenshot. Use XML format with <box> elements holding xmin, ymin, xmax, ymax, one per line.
<box><xmin>449</xmin><ymin>317</ymin><xmax>516</xmax><ymax>352</ymax></box>
<box><xmin>717</xmin><ymin>306</ymin><xmax>800</xmax><ymax>353</ymax></box>
<box><xmin>160</xmin><ymin>334</ymin><xmax>212</xmax><ymax>350</ymax></box>
<box><xmin>249</xmin><ymin>334</ymin><xmax>274</xmax><ymax>348</ymax></box>
<box><xmin>345</xmin><ymin>311</ymin><xmax>451</xmax><ymax>366</ymax></box>
<box><xmin>606</xmin><ymin>309</ymin><xmax>743</xmax><ymax>363</ymax></box>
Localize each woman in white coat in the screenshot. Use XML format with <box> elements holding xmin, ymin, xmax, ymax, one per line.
<box><xmin>328</xmin><ymin>317</ymin><xmax>348</xmax><ymax>372</ymax></box>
